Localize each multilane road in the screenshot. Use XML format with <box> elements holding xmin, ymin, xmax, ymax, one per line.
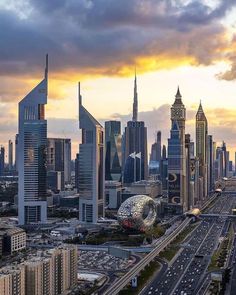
<box><xmin>102</xmin><ymin>180</ymin><xmax>236</xmax><ymax>295</ymax></box>
<box><xmin>142</xmin><ymin>192</ymin><xmax>236</xmax><ymax>295</ymax></box>
<box><xmin>103</xmin><ymin>218</ymin><xmax>191</xmax><ymax>295</ymax></box>
<box><xmin>103</xmin><ymin>194</ymin><xmax>220</xmax><ymax>295</ymax></box>
<box><xmin>141</xmin><ymin>218</ymin><xmax>225</xmax><ymax>295</ymax></box>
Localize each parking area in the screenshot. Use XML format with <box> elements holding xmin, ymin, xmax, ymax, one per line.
<box><xmin>78</xmin><ymin>250</ymin><xmax>131</xmax><ymax>271</ymax></box>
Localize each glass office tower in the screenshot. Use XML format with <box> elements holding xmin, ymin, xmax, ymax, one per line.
<box><xmin>78</xmin><ymin>83</ymin><xmax>104</xmax><ymax>223</ymax></box>
<box><xmin>105</xmin><ymin>121</ymin><xmax>122</xmax><ymax>182</ymax></box>
<box><xmin>18</xmin><ymin>56</ymin><xmax>48</xmax><ymax>225</ymax></box>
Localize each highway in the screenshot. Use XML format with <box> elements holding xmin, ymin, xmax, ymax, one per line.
<box><xmin>141</xmin><ymin>218</ymin><xmax>225</xmax><ymax>295</ymax></box>
<box><xmin>172</xmin><ymin>218</ymin><xmax>225</xmax><ymax>295</ymax></box>
<box><xmin>141</xmin><ymin>191</ymin><xmax>236</xmax><ymax>295</ymax></box>
<box><xmin>102</xmin><ymin>179</ymin><xmax>236</xmax><ymax>295</ymax></box>
<box><xmin>102</xmin><ymin>217</ymin><xmax>191</xmax><ymax>295</ymax></box>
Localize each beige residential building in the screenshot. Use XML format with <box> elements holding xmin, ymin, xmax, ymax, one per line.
<box><xmin>0</xmin><ymin>264</ymin><xmax>25</xmax><ymax>295</ymax></box>
<box><xmin>0</xmin><ymin>273</ymin><xmax>11</xmax><ymax>295</ymax></box>
<box><xmin>0</xmin><ymin>245</ymin><xmax>77</xmax><ymax>295</ymax></box>
<box><xmin>24</xmin><ymin>246</ymin><xmax>77</xmax><ymax>295</ymax></box>
<box><xmin>24</xmin><ymin>257</ymin><xmax>53</xmax><ymax>295</ymax></box>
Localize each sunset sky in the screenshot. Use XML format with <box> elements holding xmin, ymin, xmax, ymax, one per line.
<box><xmin>1</xmin><ymin>0</ymin><xmax>236</xmax><ymax>161</ymax></box>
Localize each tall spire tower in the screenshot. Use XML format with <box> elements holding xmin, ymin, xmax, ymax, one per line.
<box><xmin>196</xmin><ymin>100</ymin><xmax>208</xmax><ymax>165</ymax></box>
<box><xmin>78</xmin><ymin>82</ymin><xmax>105</xmax><ymax>223</ymax></box>
<box><xmin>132</xmin><ymin>69</ymin><xmax>138</xmax><ymax>121</ymax></box>
<box><xmin>124</xmin><ymin>70</ymin><xmax>148</xmax><ymax>183</ymax></box>
<box><xmin>18</xmin><ymin>55</ymin><xmax>48</xmax><ymax>225</ymax></box>
<box><xmin>169</xmin><ymin>86</ymin><xmax>187</xmax><ymax>211</ymax></box>
<box><xmin>196</xmin><ymin>100</ymin><xmax>208</xmax><ymax>199</ymax></box>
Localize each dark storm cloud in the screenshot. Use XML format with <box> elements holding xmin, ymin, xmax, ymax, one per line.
<box><xmin>0</xmin><ymin>0</ymin><xmax>235</xmax><ymax>80</ymax></box>
<box><xmin>30</xmin><ymin>0</ymin><xmax>235</xmax><ymax>29</ymax></box>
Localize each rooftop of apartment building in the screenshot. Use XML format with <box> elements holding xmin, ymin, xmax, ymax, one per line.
<box><xmin>0</xmin><ymin>225</ymin><xmax>25</xmax><ymax>237</ymax></box>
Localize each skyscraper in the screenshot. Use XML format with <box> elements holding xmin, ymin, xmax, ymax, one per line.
<box><xmin>235</xmin><ymin>152</ymin><xmax>236</xmax><ymax>176</ymax></box>
<box><xmin>8</xmin><ymin>140</ymin><xmax>13</xmax><ymax>171</ymax></box>
<box><xmin>18</xmin><ymin>56</ymin><xmax>48</xmax><ymax>225</ymax></box>
<box><xmin>0</xmin><ymin>146</ymin><xmax>5</xmax><ymax>176</ymax></box>
<box><xmin>215</xmin><ymin>146</ymin><xmax>223</xmax><ymax>180</ymax></box>
<box><xmin>185</xmin><ymin>134</ymin><xmax>191</xmax><ymax>210</ymax></box>
<box><xmin>105</xmin><ymin>121</ymin><xmax>122</xmax><ymax>182</ymax></box>
<box><xmin>156</xmin><ymin>131</ymin><xmax>162</xmax><ymax>162</ymax></box>
<box><xmin>189</xmin><ymin>141</ymin><xmax>194</xmax><ymax>158</ymax></box>
<box><xmin>47</xmin><ymin>138</ymin><xmax>71</xmax><ymax>191</ymax></box>
<box><xmin>196</xmin><ymin>101</ymin><xmax>208</xmax><ymax>199</ymax></box>
<box><xmin>75</xmin><ymin>153</ymin><xmax>79</xmax><ymax>192</ymax></box>
<box><xmin>15</xmin><ymin>134</ymin><xmax>19</xmax><ymax>172</ymax></box>
<box><xmin>213</xmin><ymin>141</ymin><xmax>217</xmax><ymax>181</ymax></box>
<box><xmin>64</xmin><ymin>138</ymin><xmax>71</xmax><ymax>183</ymax></box>
<box><xmin>207</xmin><ymin>135</ymin><xmax>214</xmax><ymax>192</ymax></box>
<box><xmin>170</xmin><ymin>87</ymin><xmax>187</xmax><ymax>210</ymax></box>
<box><xmin>162</xmin><ymin>145</ymin><xmax>167</xmax><ymax>159</ymax></box>
<box><xmin>150</xmin><ymin>131</ymin><xmax>162</xmax><ymax>162</ymax></box>
<box><xmin>123</xmin><ymin>73</ymin><xmax>148</xmax><ymax>183</ymax></box>
<box><xmin>222</xmin><ymin>141</ymin><xmax>230</xmax><ymax>177</ymax></box>
<box><xmin>78</xmin><ymin>83</ymin><xmax>104</xmax><ymax>223</ymax></box>
<box><xmin>160</xmin><ymin>144</ymin><xmax>168</xmax><ymax>190</ymax></box>
<box><xmin>168</xmin><ymin>121</ymin><xmax>182</xmax><ymax>205</ymax></box>
<box><xmin>229</xmin><ymin>160</ymin><xmax>233</xmax><ymax>176</ymax></box>
<box><xmin>189</xmin><ymin>157</ymin><xmax>200</xmax><ymax>207</ymax></box>
<box><xmin>150</xmin><ymin>141</ymin><xmax>158</xmax><ymax>162</ymax></box>
<box><xmin>149</xmin><ymin>131</ymin><xmax>162</xmax><ymax>176</ymax></box>
<box><xmin>124</xmin><ymin>124</ymin><xmax>148</xmax><ymax>184</ymax></box>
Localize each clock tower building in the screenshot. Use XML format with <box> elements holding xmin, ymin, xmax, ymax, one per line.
<box><xmin>171</xmin><ymin>87</ymin><xmax>186</xmax><ymax>136</ymax></box>
<box><xmin>169</xmin><ymin>87</ymin><xmax>187</xmax><ymax>211</ymax></box>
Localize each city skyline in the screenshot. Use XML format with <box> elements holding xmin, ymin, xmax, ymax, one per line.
<box><xmin>1</xmin><ymin>1</ymin><xmax>236</xmax><ymax>159</ymax></box>
<box><xmin>2</xmin><ymin>1</ymin><xmax>236</xmax><ymax>294</ymax></box>
<box><xmin>2</xmin><ymin>76</ymin><xmax>236</xmax><ymax>161</ymax></box>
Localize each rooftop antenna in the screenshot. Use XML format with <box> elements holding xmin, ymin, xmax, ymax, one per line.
<box><xmin>78</xmin><ymin>82</ymin><xmax>82</xmax><ymax>106</ymax></box>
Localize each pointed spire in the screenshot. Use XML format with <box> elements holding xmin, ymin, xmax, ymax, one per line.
<box><xmin>176</xmin><ymin>86</ymin><xmax>181</xmax><ymax>98</ymax></box>
<box><xmin>172</xmin><ymin>85</ymin><xmax>184</xmax><ymax>106</ymax></box>
<box><xmin>134</xmin><ymin>66</ymin><xmax>137</xmax><ymax>96</ymax></box>
<box><xmin>132</xmin><ymin>67</ymin><xmax>138</xmax><ymax>121</ymax></box>
<box><xmin>196</xmin><ymin>100</ymin><xmax>207</xmax><ymax>122</ymax></box>
<box><xmin>78</xmin><ymin>82</ymin><xmax>82</xmax><ymax>106</ymax></box>
<box><xmin>197</xmin><ymin>100</ymin><xmax>204</xmax><ymax>113</ymax></box>
<box><xmin>45</xmin><ymin>54</ymin><xmax>48</xmax><ymax>79</ymax></box>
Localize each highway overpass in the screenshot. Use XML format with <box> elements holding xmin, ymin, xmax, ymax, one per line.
<box><xmin>103</xmin><ymin>218</ymin><xmax>191</xmax><ymax>295</ymax></box>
